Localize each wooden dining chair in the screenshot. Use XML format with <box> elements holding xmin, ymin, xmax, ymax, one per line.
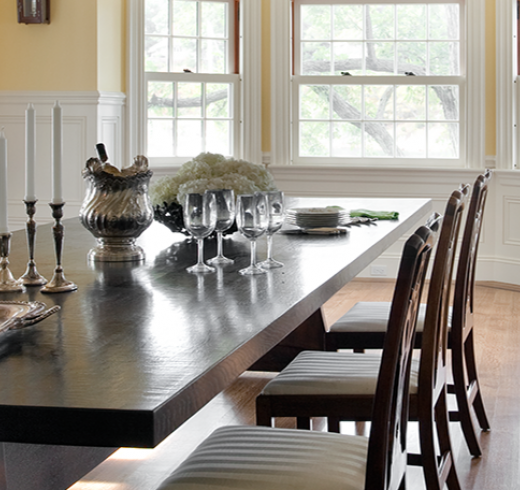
<box><xmin>156</xmin><ymin>228</ymin><xmax>433</xmax><ymax>490</ymax></box>
<box><xmin>324</xmin><ymin>171</ymin><xmax>492</xmax><ymax>457</ymax></box>
<box><xmin>255</xmin><ymin>186</ymin><xmax>469</xmax><ymax>490</ymax></box>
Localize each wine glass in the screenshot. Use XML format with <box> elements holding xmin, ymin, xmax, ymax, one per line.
<box><xmin>259</xmin><ymin>191</ymin><xmax>284</xmax><ymax>269</ymax></box>
<box><xmin>236</xmin><ymin>193</ymin><xmax>269</xmax><ymax>275</ymax></box>
<box><xmin>206</xmin><ymin>189</ymin><xmax>236</xmax><ymax>265</ymax></box>
<box><xmin>183</xmin><ymin>193</ymin><xmax>217</xmax><ymax>274</ymax></box>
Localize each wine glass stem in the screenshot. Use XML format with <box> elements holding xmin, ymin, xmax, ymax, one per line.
<box><xmin>250</xmin><ymin>239</ymin><xmax>257</xmax><ymax>268</ymax></box>
<box><xmin>216</xmin><ymin>232</ymin><xmax>224</xmax><ymax>258</ymax></box>
<box><xmin>266</xmin><ymin>233</ymin><xmax>273</xmax><ymax>260</ymax></box>
<box><xmin>197</xmin><ymin>238</ymin><xmax>205</xmax><ymax>266</ymax></box>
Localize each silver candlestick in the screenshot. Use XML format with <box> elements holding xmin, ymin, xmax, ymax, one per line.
<box><xmin>41</xmin><ymin>202</ymin><xmax>77</xmax><ymax>294</ymax></box>
<box><xmin>0</xmin><ymin>233</ymin><xmax>24</xmax><ymax>292</ymax></box>
<box><xmin>20</xmin><ymin>200</ymin><xmax>47</xmax><ymax>286</ymax></box>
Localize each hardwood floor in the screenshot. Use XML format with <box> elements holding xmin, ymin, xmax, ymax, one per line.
<box><xmin>70</xmin><ymin>280</ymin><xmax>519</xmax><ymax>490</ymax></box>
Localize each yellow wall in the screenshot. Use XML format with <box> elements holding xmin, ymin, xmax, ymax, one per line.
<box><xmin>98</xmin><ymin>0</ymin><xmax>126</xmax><ymax>93</ymax></box>
<box><xmin>0</xmin><ymin>0</ymin><xmax>124</xmax><ymax>92</ymax></box>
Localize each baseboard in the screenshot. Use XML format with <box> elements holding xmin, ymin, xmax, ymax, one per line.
<box><xmin>476</xmin><ymin>281</ymin><xmax>520</xmax><ymax>293</ymax></box>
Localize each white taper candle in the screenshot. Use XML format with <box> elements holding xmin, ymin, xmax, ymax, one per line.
<box><xmin>25</xmin><ymin>103</ymin><xmax>36</xmax><ymax>201</ymax></box>
<box><xmin>51</xmin><ymin>101</ymin><xmax>63</xmax><ymax>204</ymax></box>
<box><xmin>0</xmin><ymin>128</ymin><xmax>8</xmax><ymax>233</ymax></box>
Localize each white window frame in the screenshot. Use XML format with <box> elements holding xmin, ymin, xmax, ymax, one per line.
<box><xmin>270</xmin><ymin>0</ymin><xmax>486</xmax><ymax>169</ymax></box>
<box><xmin>127</xmin><ymin>0</ymin><xmax>263</xmax><ymax>170</ymax></box>
<box><xmin>496</xmin><ymin>0</ymin><xmax>518</xmax><ymax>170</ymax></box>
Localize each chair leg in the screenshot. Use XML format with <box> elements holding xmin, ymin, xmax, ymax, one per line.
<box><xmin>463</xmin><ymin>330</ymin><xmax>491</xmax><ymax>431</ymax></box>
<box><xmin>435</xmin><ymin>391</ymin><xmax>462</xmax><ymax>490</ymax></box>
<box><xmin>451</xmin><ymin>331</ymin><xmax>485</xmax><ymax>457</ymax></box>
<box><xmin>327</xmin><ymin>417</ymin><xmax>341</xmax><ymax>433</ymax></box>
<box><xmin>418</xmin><ymin>402</ymin><xmax>443</xmax><ymax>490</ymax></box>
<box><xmin>255</xmin><ymin>396</ymin><xmax>273</xmax><ymax>427</ymax></box>
<box><xmin>297</xmin><ymin>417</ymin><xmax>311</xmax><ymax>429</ymax></box>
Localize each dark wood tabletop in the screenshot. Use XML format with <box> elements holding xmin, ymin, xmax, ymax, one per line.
<box><xmin>0</xmin><ymin>197</ymin><xmax>431</xmax><ymax>451</ymax></box>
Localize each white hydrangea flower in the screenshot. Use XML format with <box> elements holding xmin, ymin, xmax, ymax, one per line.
<box><xmin>150</xmin><ymin>152</ymin><xmax>277</xmax><ymax>207</ymax></box>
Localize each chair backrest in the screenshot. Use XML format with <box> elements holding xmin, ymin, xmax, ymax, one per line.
<box><xmin>420</xmin><ymin>185</ymin><xmax>470</xmax><ymax>391</ymax></box>
<box><xmin>452</xmin><ymin>170</ymin><xmax>492</xmax><ymax>342</ymax></box>
<box><xmin>365</xmin><ymin>224</ymin><xmax>434</xmax><ymax>490</ymax></box>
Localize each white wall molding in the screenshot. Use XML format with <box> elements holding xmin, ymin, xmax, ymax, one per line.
<box><xmin>0</xmin><ymin>90</ymin><xmax>125</xmax><ymax>229</ymax></box>
<box><xmin>466</xmin><ymin>0</ymin><xmax>486</xmax><ymax>168</ymax></box>
<box><xmin>270</xmin><ymin>0</ymin><xmax>292</xmax><ymax>166</ymax></box>
<box><xmin>496</xmin><ymin>0</ymin><xmax>517</xmax><ymax>169</ymax></box>
<box><xmin>240</xmin><ymin>0</ymin><xmax>263</xmax><ymax>164</ymax></box>
<box><xmin>266</xmin><ymin>165</ymin><xmax>520</xmax><ymax>286</ymax></box>
<box><xmin>127</xmin><ymin>0</ymin><xmax>145</xmax><ymax>162</ymax></box>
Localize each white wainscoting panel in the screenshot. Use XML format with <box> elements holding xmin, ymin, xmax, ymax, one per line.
<box><xmin>268</xmin><ymin>165</ymin><xmax>520</xmax><ymax>286</ymax></box>
<box><xmin>0</xmin><ymin>91</ymin><xmax>125</xmax><ymax>230</ymax></box>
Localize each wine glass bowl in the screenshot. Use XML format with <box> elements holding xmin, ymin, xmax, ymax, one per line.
<box><xmin>259</xmin><ymin>191</ymin><xmax>284</xmax><ymax>270</ymax></box>
<box><xmin>206</xmin><ymin>189</ymin><xmax>236</xmax><ymax>265</ymax></box>
<box><xmin>183</xmin><ymin>193</ymin><xmax>217</xmax><ymax>273</ymax></box>
<box><xmin>236</xmin><ymin>194</ymin><xmax>269</xmax><ymax>275</ymax></box>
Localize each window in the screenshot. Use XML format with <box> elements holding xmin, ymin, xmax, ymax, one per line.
<box><xmin>144</xmin><ymin>0</ymin><xmax>240</xmax><ymax>165</ymax></box>
<box><xmin>292</xmin><ymin>0</ymin><xmax>465</xmax><ymax>166</ymax></box>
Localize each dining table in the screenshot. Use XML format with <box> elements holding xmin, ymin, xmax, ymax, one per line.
<box><xmin>0</xmin><ymin>196</ymin><xmax>431</xmax><ymax>490</ymax></box>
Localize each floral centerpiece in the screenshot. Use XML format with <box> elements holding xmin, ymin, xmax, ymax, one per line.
<box><xmin>150</xmin><ymin>152</ymin><xmax>278</xmax><ymax>234</ymax></box>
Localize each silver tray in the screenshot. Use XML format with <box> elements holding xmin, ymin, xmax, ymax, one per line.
<box><xmin>0</xmin><ymin>301</ymin><xmax>60</xmax><ymax>333</ymax></box>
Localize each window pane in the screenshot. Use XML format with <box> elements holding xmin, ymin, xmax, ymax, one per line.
<box><xmin>201</xmin><ymin>2</ymin><xmax>227</xmax><ymax>38</ymax></box>
<box><xmin>148</xmin><ymin>119</ymin><xmax>174</xmax><ymax>157</ymax></box>
<box><xmin>177</xmin><ymin>120</ymin><xmax>202</xmax><ymax>156</ymax></box>
<box><xmin>396</xmin><ymin>122</ymin><xmax>426</xmax><ymax>157</ymax></box>
<box><xmin>173</xmin><ymin>38</ymin><xmax>197</xmax><ymax>72</ymax></box>
<box><xmin>429</xmin><ymin>42</ymin><xmax>459</xmax><ymax>76</ymax></box>
<box><xmin>201</xmin><ymin>40</ymin><xmax>226</xmax><ymax>73</ymax></box>
<box><xmin>395</xmin><ymin>86</ymin><xmax>426</xmax><ymax>120</ymax></box>
<box><xmin>364</xmin><ymin>86</ymin><xmax>394</xmax><ymax>120</ymax></box>
<box><xmin>366</xmin><ymin>5</ymin><xmax>395</xmax><ymax>40</ymax></box>
<box><xmin>148</xmin><ymin>82</ymin><xmax>174</xmax><ymax>117</ymax></box>
<box><xmin>334</xmin><ymin>42</ymin><xmax>363</xmax><ymax>75</ymax></box>
<box><xmin>429</xmin><ymin>86</ymin><xmax>459</xmax><ymax>120</ymax></box>
<box><xmin>428</xmin><ymin>123</ymin><xmax>459</xmax><ymax>158</ymax></box>
<box><xmin>173</xmin><ymin>0</ymin><xmax>197</xmax><ymax>37</ymax></box>
<box><xmin>397</xmin><ymin>4</ymin><xmax>426</xmax><ymax>40</ymax></box>
<box><xmin>300</xmin><ymin>122</ymin><xmax>330</xmax><ymax>156</ymax></box>
<box><xmin>429</xmin><ymin>4</ymin><xmax>459</xmax><ymax>40</ymax></box>
<box><xmin>302</xmin><ymin>42</ymin><xmax>332</xmax><ymax>75</ymax></box>
<box><xmin>146</xmin><ymin>0</ymin><xmax>169</xmax><ymax>35</ymax></box>
<box><xmin>206</xmin><ymin>84</ymin><xmax>230</xmax><ymax>118</ymax></box>
<box><xmin>332</xmin><ymin>86</ymin><xmax>362</xmax><ymax>120</ymax></box>
<box><xmin>366</xmin><ymin>42</ymin><xmax>395</xmax><ymax>75</ymax></box>
<box><xmin>397</xmin><ymin>42</ymin><xmax>426</xmax><ymax>75</ymax></box>
<box><xmin>207</xmin><ymin>120</ymin><xmax>231</xmax><ymax>154</ymax></box>
<box><xmin>145</xmin><ymin>37</ymin><xmax>169</xmax><ymax>72</ymax></box>
<box><xmin>365</xmin><ymin>122</ymin><xmax>394</xmax><ymax>157</ymax></box>
<box><xmin>332</xmin><ymin>122</ymin><xmax>362</xmax><ymax>157</ymax></box>
<box><xmin>301</xmin><ymin>5</ymin><xmax>331</xmax><ymax>40</ymax></box>
<box><xmin>178</xmin><ymin>83</ymin><xmax>202</xmax><ymax>118</ymax></box>
<box><xmin>300</xmin><ymin>85</ymin><xmax>330</xmax><ymax>119</ymax></box>
<box><xmin>333</xmin><ymin>5</ymin><xmax>363</xmax><ymax>40</ymax></box>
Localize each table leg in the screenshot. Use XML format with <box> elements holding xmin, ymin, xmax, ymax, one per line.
<box><xmin>0</xmin><ymin>443</ymin><xmax>116</xmax><ymax>490</ymax></box>
<box><xmin>249</xmin><ymin>307</ymin><xmax>326</xmax><ymax>372</ymax></box>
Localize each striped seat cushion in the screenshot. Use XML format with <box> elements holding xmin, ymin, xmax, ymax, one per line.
<box><xmin>260</xmin><ymin>351</ymin><xmax>419</xmax><ymax>396</ymax></box>
<box><xmin>328</xmin><ymin>302</ymin><xmax>429</xmax><ymax>333</ymax></box>
<box><xmin>158</xmin><ymin>425</ymin><xmax>368</xmax><ymax>490</ymax></box>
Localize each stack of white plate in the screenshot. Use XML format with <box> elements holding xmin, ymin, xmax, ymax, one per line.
<box><xmin>286</xmin><ymin>206</ymin><xmax>349</xmax><ymax>229</ymax></box>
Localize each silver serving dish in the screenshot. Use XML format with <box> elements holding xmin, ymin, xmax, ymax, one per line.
<box><xmin>0</xmin><ymin>301</ymin><xmax>60</xmax><ymax>333</ymax></box>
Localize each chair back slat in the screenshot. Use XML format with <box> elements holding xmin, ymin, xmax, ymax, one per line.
<box><xmin>365</xmin><ymin>226</ymin><xmax>433</xmax><ymax>490</ymax></box>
